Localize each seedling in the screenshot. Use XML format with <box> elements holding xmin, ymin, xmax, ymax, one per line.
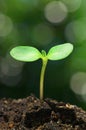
<box><xmin>10</xmin><ymin>43</ymin><xmax>73</xmax><ymax>100</ymax></box>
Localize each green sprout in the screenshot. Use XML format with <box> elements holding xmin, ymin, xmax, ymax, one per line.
<box><xmin>10</xmin><ymin>43</ymin><xmax>73</xmax><ymax>100</ymax></box>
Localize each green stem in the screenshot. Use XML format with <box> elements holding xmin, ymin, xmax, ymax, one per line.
<box><xmin>40</xmin><ymin>58</ymin><xmax>48</xmax><ymax>100</ymax></box>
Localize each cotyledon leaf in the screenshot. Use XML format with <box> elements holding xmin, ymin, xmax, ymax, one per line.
<box><xmin>10</xmin><ymin>46</ymin><xmax>42</xmax><ymax>62</ymax></box>
<box><xmin>47</xmin><ymin>43</ymin><xmax>73</xmax><ymax>60</ymax></box>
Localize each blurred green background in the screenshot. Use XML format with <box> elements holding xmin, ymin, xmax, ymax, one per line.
<box><xmin>0</xmin><ymin>0</ymin><xmax>86</xmax><ymax>110</ymax></box>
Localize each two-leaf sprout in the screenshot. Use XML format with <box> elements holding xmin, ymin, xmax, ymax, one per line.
<box><xmin>10</xmin><ymin>43</ymin><xmax>73</xmax><ymax>100</ymax></box>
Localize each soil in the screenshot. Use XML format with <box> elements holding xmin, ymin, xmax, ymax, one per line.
<box><xmin>0</xmin><ymin>95</ymin><xmax>86</xmax><ymax>130</ymax></box>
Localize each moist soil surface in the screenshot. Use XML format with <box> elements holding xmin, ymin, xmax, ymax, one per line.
<box><xmin>0</xmin><ymin>95</ymin><xmax>86</xmax><ymax>130</ymax></box>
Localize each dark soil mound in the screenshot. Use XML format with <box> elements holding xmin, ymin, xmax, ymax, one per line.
<box><xmin>0</xmin><ymin>95</ymin><xmax>86</xmax><ymax>130</ymax></box>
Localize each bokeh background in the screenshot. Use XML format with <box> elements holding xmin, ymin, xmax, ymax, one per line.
<box><xmin>0</xmin><ymin>0</ymin><xmax>86</xmax><ymax>110</ymax></box>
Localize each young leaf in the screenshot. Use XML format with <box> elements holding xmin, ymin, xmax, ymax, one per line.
<box><xmin>10</xmin><ymin>46</ymin><xmax>42</xmax><ymax>62</ymax></box>
<box><xmin>47</xmin><ymin>43</ymin><xmax>73</xmax><ymax>60</ymax></box>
